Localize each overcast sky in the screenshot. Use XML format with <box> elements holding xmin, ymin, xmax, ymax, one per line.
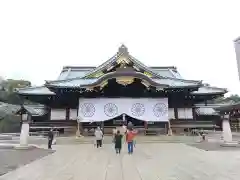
<box><xmin>0</xmin><ymin>1</ymin><xmax>240</xmax><ymax>95</ymax></box>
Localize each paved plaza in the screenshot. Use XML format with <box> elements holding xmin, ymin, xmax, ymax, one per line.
<box><xmin>1</xmin><ymin>143</ymin><xmax>240</xmax><ymax>180</ymax></box>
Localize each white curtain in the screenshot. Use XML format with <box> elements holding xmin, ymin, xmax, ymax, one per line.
<box><xmin>78</xmin><ymin>98</ymin><xmax>168</xmax><ymax>122</ymax></box>
<box><xmin>70</xmin><ymin>109</ymin><xmax>77</xmax><ymax>120</ymax></box>
<box><xmin>50</xmin><ymin>109</ymin><xmax>66</xmax><ymax>120</ymax></box>
<box><xmin>185</xmin><ymin>108</ymin><xmax>193</xmax><ymax>119</ymax></box>
<box><xmin>168</xmin><ymin>108</ymin><xmax>175</xmax><ymax>119</ymax></box>
<box><xmin>177</xmin><ymin>108</ymin><xmax>193</xmax><ymax>119</ymax></box>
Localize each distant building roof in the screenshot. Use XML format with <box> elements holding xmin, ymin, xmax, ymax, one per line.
<box><xmin>0</xmin><ymin>102</ymin><xmax>47</xmax><ymax>116</ymax></box>
<box><xmin>191</xmin><ymin>85</ymin><xmax>227</xmax><ymax>95</ymax></box>
<box><xmin>214</xmin><ymin>102</ymin><xmax>240</xmax><ymax>112</ymax></box>
<box><xmin>16</xmin><ymin>86</ymin><xmax>55</xmax><ymax>95</ymax></box>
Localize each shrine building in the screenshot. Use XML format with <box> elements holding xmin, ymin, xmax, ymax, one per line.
<box><xmin>16</xmin><ymin>45</ymin><xmax>227</xmax><ymax>135</ymax></box>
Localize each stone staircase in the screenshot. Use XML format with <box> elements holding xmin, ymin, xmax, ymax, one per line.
<box><xmin>55</xmin><ymin>135</ymin><xmax>201</xmax><ymax>145</ymax></box>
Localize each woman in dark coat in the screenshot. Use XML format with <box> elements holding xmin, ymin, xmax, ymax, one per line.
<box><xmin>114</xmin><ymin>130</ymin><xmax>123</xmax><ymax>154</ymax></box>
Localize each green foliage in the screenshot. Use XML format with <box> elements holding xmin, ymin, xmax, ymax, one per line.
<box><xmin>0</xmin><ymin>79</ymin><xmax>31</xmax><ymax>104</ymax></box>
<box><xmin>213</xmin><ymin>94</ymin><xmax>240</xmax><ymax>104</ymax></box>
<box><xmin>0</xmin><ymin>115</ymin><xmax>21</xmax><ymax>133</ymax></box>
<box><xmin>225</xmin><ymin>94</ymin><xmax>240</xmax><ymax>103</ymax></box>
<box><xmin>0</xmin><ymin>78</ymin><xmax>31</xmax><ymax>132</ymax></box>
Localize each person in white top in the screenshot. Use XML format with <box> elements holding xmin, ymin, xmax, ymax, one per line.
<box><xmin>112</xmin><ymin>127</ymin><xmax>117</xmax><ymax>142</ymax></box>
<box><xmin>121</xmin><ymin>124</ymin><xmax>127</xmax><ymax>135</ymax></box>
<box><xmin>120</xmin><ymin>124</ymin><xmax>127</xmax><ymax>143</ymax></box>
<box><xmin>94</xmin><ymin>127</ymin><xmax>103</xmax><ymax>148</ymax></box>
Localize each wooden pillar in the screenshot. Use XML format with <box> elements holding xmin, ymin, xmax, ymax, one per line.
<box><xmin>192</xmin><ymin>107</ymin><xmax>196</xmax><ymax>120</ymax></box>
<box><xmin>144</xmin><ymin>121</ymin><xmax>148</xmax><ymax>129</ymax></box>
<box><xmin>174</xmin><ymin>108</ymin><xmax>178</xmax><ymax>120</ymax></box>
<box><xmin>66</xmin><ymin>107</ymin><xmax>70</xmax><ymax>120</ymax></box>
<box><xmin>101</xmin><ymin>121</ymin><xmax>104</xmax><ymax>133</ymax></box>
<box><xmin>204</xmin><ymin>100</ymin><xmax>207</xmax><ymax>106</ymax></box>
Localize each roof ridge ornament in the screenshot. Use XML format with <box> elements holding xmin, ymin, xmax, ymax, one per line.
<box><xmin>118</xmin><ymin>44</ymin><xmax>129</xmax><ymax>56</ymax></box>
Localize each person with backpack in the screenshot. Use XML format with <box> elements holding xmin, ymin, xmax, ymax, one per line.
<box><xmin>126</xmin><ymin>128</ymin><xmax>137</xmax><ymax>154</ymax></box>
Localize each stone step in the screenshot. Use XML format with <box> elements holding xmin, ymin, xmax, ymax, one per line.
<box><xmin>54</xmin><ymin>135</ymin><xmax>201</xmax><ymax>144</ymax></box>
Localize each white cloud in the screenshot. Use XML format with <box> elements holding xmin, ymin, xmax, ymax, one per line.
<box><xmin>0</xmin><ymin>0</ymin><xmax>240</xmax><ymax>93</ymax></box>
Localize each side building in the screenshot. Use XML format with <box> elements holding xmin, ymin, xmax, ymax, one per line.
<box><xmin>16</xmin><ymin>45</ymin><xmax>227</xmax><ymax>135</ymax></box>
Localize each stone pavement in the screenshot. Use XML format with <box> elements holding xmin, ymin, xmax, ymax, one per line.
<box><xmin>1</xmin><ymin>143</ymin><xmax>240</xmax><ymax>180</ymax></box>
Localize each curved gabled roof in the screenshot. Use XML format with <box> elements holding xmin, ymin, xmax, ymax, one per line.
<box><xmin>45</xmin><ymin>71</ymin><xmax>201</xmax><ymax>88</ymax></box>
<box><xmin>51</xmin><ymin>71</ymin><xmax>169</xmax><ymax>88</ymax></box>
<box><xmin>81</xmin><ymin>45</ymin><xmax>178</xmax><ymax>79</ymax></box>
<box><xmin>57</xmin><ymin>66</ymin><xmax>183</xmax><ymax>80</ymax></box>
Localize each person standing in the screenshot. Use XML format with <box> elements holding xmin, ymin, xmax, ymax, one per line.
<box><xmin>126</xmin><ymin>129</ymin><xmax>137</xmax><ymax>154</ymax></box>
<box><xmin>48</xmin><ymin>128</ymin><xmax>54</xmax><ymax>149</ymax></box>
<box><xmin>120</xmin><ymin>124</ymin><xmax>127</xmax><ymax>143</ymax></box>
<box><xmin>112</xmin><ymin>127</ymin><xmax>117</xmax><ymax>142</ymax></box>
<box><xmin>114</xmin><ymin>130</ymin><xmax>123</xmax><ymax>154</ymax></box>
<box><xmin>127</xmin><ymin>121</ymin><xmax>133</xmax><ymax>130</ymax></box>
<box><xmin>94</xmin><ymin>127</ymin><xmax>103</xmax><ymax>148</ymax></box>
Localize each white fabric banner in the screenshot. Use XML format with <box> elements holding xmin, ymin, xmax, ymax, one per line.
<box><xmin>78</xmin><ymin>98</ymin><xmax>168</xmax><ymax>122</ymax></box>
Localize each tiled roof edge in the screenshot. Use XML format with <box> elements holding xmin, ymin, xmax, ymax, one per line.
<box><xmin>46</xmin><ymin>73</ymin><xmax>202</xmax><ymax>85</ymax></box>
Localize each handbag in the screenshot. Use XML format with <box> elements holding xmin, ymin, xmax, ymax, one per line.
<box><xmin>112</xmin><ymin>136</ymin><xmax>116</xmax><ymax>143</ymax></box>
<box><xmin>52</xmin><ymin>139</ymin><xmax>56</xmax><ymax>145</ymax></box>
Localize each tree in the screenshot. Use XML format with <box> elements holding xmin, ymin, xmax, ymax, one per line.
<box><xmin>0</xmin><ymin>78</ymin><xmax>31</xmax><ymax>133</ymax></box>
<box><xmin>0</xmin><ymin>115</ymin><xmax>21</xmax><ymax>133</ymax></box>
<box><xmin>0</xmin><ymin>79</ymin><xmax>31</xmax><ymax>104</ymax></box>
<box><xmin>225</xmin><ymin>94</ymin><xmax>240</xmax><ymax>103</ymax></box>
<box><xmin>213</xmin><ymin>94</ymin><xmax>240</xmax><ymax>104</ymax></box>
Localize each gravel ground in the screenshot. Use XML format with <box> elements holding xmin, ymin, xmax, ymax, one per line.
<box><xmin>0</xmin><ymin>148</ymin><xmax>54</xmax><ymax>176</ymax></box>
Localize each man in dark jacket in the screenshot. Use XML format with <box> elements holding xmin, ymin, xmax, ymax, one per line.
<box><xmin>48</xmin><ymin>128</ymin><xmax>54</xmax><ymax>149</ymax></box>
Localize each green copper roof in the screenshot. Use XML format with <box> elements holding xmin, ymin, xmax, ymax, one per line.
<box><xmin>47</xmin><ymin>78</ymin><xmax>98</xmax><ymax>88</ymax></box>
<box><xmin>46</xmin><ymin>73</ymin><xmax>200</xmax><ymax>88</ymax></box>
<box><xmin>17</xmin><ymin>86</ymin><xmax>55</xmax><ymax>95</ymax></box>
<box><xmin>0</xmin><ymin>103</ymin><xmax>47</xmax><ymax>116</ymax></box>
<box><xmin>58</xmin><ymin>66</ymin><xmax>183</xmax><ymax>80</ymax></box>
<box><xmin>191</xmin><ymin>86</ymin><xmax>227</xmax><ymax>94</ymax></box>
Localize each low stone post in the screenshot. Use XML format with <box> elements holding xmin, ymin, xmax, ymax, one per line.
<box><xmin>222</xmin><ymin>114</ymin><xmax>232</xmax><ymax>143</ymax></box>
<box><xmin>219</xmin><ymin>114</ymin><xmax>240</xmax><ymax>147</ymax></box>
